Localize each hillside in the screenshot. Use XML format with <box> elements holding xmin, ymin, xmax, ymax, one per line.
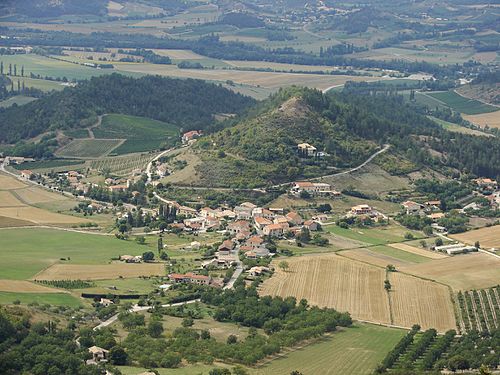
<box><xmin>177</xmin><ymin>87</ymin><xmax>500</xmax><ymax>188</ymax></box>
<box><xmin>0</xmin><ymin>74</ymin><xmax>255</xmax><ymax>144</ymax></box>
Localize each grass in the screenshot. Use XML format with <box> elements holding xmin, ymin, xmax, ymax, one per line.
<box><xmin>118</xmin><ymin>364</ymin><xmax>231</xmax><ymax>375</ymax></box>
<box><xmin>324</xmin><ymin>225</ymin><xmax>420</xmax><ymax>246</ymax></box>
<box><xmin>0</xmin><ymin>95</ymin><xmax>37</xmax><ymax>108</ymax></box>
<box><xmin>254</xmin><ymin>324</ymin><xmax>406</xmax><ymax>375</ymax></box>
<box><xmin>0</xmin><ymin>291</ymin><xmax>82</xmax><ymax>307</ymax></box>
<box><xmin>428</xmin><ymin>116</ymin><xmax>492</xmax><ymax>137</ymax></box>
<box><xmin>89</xmin><ymin>152</ymin><xmax>154</xmax><ymax>176</ymax></box>
<box><xmin>427</xmin><ymin>91</ymin><xmax>498</xmax><ymax>115</ymax></box>
<box><xmin>0</xmin><ymin>228</ymin><xmax>154</xmax><ymax>280</ymax></box>
<box><xmin>94</xmin><ymin>114</ymin><xmax>180</xmax><ymax>154</ymax></box>
<box><xmin>79</xmin><ymin>278</ymin><xmax>158</xmax><ymax>295</ymax></box>
<box><xmin>9</xmin><ymin>76</ymin><xmax>66</xmax><ymax>92</ymax></box>
<box><xmin>368</xmin><ymin>245</ymin><xmax>430</xmax><ymax>264</ymax></box>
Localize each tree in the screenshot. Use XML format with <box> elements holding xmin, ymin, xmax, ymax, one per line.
<box><xmin>278</xmin><ymin>261</ymin><xmax>289</xmax><ymax>272</ymax></box>
<box><xmin>297</xmin><ymin>227</ymin><xmax>311</xmax><ymax>243</ymax></box>
<box><xmin>447</xmin><ymin>355</ymin><xmax>469</xmax><ymax>372</ymax></box>
<box><xmin>157</xmin><ymin>237</ymin><xmax>163</xmax><ymax>253</ymax></box>
<box><xmin>142</xmin><ymin>251</ymin><xmax>155</xmax><ymax>262</ymax></box>
<box><xmin>148</xmin><ymin>320</ymin><xmax>164</xmax><ymax>338</ymax></box>
<box><xmin>182</xmin><ymin>317</ymin><xmax>194</xmax><ymax>327</ymax></box>
<box><xmin>299</xmin><ymin>190</ymin><xmax>311</xmax><ymax>199</ymax></box>
<box><xmin>435</xmin><ymin>238</ymin><xmax>443</xmax><ymax>247</ymax></box>
<box><xmin>419</xmin><ymin>240</ymin><xmax>427</xmax><ymax>248</ymax></box>
<box><xmin>227</xmin><ymin>334</ymin><xmax>238</xmax><ymax>344</ymax></box>
<box><xmin>135</xmin><ymin>236</ymin><xmax>146</xmax><ymax>245</ymax></box>
<box><xmin>474</xmin><ymin>241</ymin><xmax>480</xmax><ymax>249</ymax></box>
<box><xmin>317</xmin><ymin>203</ymin><xmax>332</xmax><ymax>213</ymax></box>
<box><xmin>290</xmin><ymin>371</ymin><xmax>304</xmax><ymax>375</ymax></box>
<box><xmin>232</xmin><ymin>366</ymin><xmax>249</xmax><ymax>375</ymax></box>
<box><xmin>384</xmin><ymin>279</ymin><xmax>391</xmax><ymax>291</ymax></box>
<box><xmin>404</xmin><ymin>232</ymin><xmax>414</xmax><ymax>240</ymax></box>
<box><xmin>386</xmin><ymin>264</ymin><xmax>396</xmax><ymax>272</ymax></box>
<box><xmin>423</xmin><ymin>226</ymin><xmax>433</xmax><ymax>236</ymax></box>
<box><xmin>118</xmin><ymin>224</ymin><xmax>128</xmax><ymax>234</ymax></box>
<box><xmin>209</xmin><ymin>369</ymin><xmax>231</xmax><ymax>375</ymax></box>
<box><xmin>110</xmin><ymin>346</ymin><xmax>128</xmax><ymax>365</ymax></box>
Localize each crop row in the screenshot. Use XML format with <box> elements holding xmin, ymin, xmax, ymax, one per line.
<box><xmin>457</xmin><ymin>286</ymin><xmax>499</xmax><ymax>333</ymax></box>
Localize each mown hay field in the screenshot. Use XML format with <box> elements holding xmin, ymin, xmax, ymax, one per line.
<box><xmin>56</xmin><ymin>138</ymin><xmax>124</xmax><ymax>158</ymax></box>
<box><xmin>450</xmin><ymin>225</ymin><xmax>500</xmax><ymax>249</ymax></box>
<box><xmin>0</xmin><ymin>280</ymin><xmax>61</xmax><ymax>293</ymax></box>
<box><xmin>340</xmin><ymin>248</ymin><xmax>414</xmax><ymax>268</ymax></box>
<box><xmin>13</xmin><ymin>186</ymin><xmax>70</xmax><ymax>205</ymax></box>
<box><xmin>260</xmin><ymin>254</ymin><xmax>391</xmax><ymax>324</ymax></box>
<box><xmin>400</xmin><ymin>252</ymin><xmax>500</xmax><ymax>291</ymax></box>
<box><xmin>33</xmin><ymin>263</ymin><xmax>165</xmax><ymax>280</ymax></box>
<box><xmin>463</xmin><ymin>110</ymin><xmax>500</xmax><ymax>129</ymax></box>
<box><xmin>0</xmin><ymin>174</ymin><xmax>27</xmax><ymax>189</ymax></box>
<box><xmin>389</xmin><ymin>272</ymin><xmax>456</xmax><ymax>332</ymax></box>
<box><xmin>261</xmin><ymin>254</ymin><xmax>458</xmax><ymax>331</ymax></box>
<box><xmin>0</xmin><ymin>291</ymin><xmax>82</xmax><ymax>307</ymax></box>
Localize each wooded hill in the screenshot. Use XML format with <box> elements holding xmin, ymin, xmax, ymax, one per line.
<box><xmin>191</xmin><ymin>87</ymin><xmax>500</xmax><ymax>188</ymax></box>
<box><xmin>0</xmin><ymin>74</ymin><xmax>255</xmax><ymax>143</ymax></box>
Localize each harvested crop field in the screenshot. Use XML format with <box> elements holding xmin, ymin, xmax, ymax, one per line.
<box><xmin>13</xmin><ymin>186</ymin><xmax>69</xmax><ymax>205</ymax></box>
<box><xmin>0</xmin><ymin>280</ymin><xmax>61</xmax><ymax>293</ymax></box>
<box><xmin>33</xmin><ymin>263</ymin><xmax>166</xmax><ymax>280</ymax></box>
<box><xmin>450</xmin><ymin>225</ymin><xmax>500</xmax><ymax>249</ymax></box>
<box><xmin>339</xmin><ymin>248</ymin><xmax>412</xmax><ymax>268</ymax></box>
<box><xmin>0</xmin><ymin>215</ymin><xmax>34</xmax><ymax>228</ymax></box>
<box><xmin>0</xmin><ymin>174</ymin><xmax>27</xmax><ymax>189</ymax></box>
<box><xmin>0</xmin><ymin>191</ymin><xmax>24</xmax><ymax>207</ymax></box>
<box><xmin>463</xmin><ymin>110</ymin><xmax>500</xmax><ymax>129</ymax></box>
<box><xmin>389</xmin><ymin>243</ymin><xmax>448</xmax><ymax>260</ymax></box>
<box><xmin>389</xmin><ymin>273</ymin><xmax>456</xmax><ymax>332</ymax></box>
<box><xmin>260</xmin><ymin>254</ymin><xmax>391</xmax><ymax>324</ymax></box>
<box><xmin>0</xmin><ymin>206</ymin><xmax>85</xmax><ymax>225</ymax></box>
<box><xmin>400</xmin><ymin>252</ymin><xmax>500</xmax><ymax>290</ymax></box>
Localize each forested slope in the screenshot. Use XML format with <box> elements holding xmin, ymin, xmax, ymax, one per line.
<box><xmin>0</xmin><ymin>74</ymin><xmax>255</xmax><ymax>143</ymax></box>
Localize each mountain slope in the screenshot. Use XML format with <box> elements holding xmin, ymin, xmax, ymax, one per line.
<box><xmin>0</xmin><ymin>74</ymin><xmax>255</xmax><ymax>143</ymax></box>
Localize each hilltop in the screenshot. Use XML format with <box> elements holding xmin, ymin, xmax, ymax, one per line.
<box><xmin>163</xmin><ymin>87</ymin><xmax>500</xmax><ymax>188</ymax></box>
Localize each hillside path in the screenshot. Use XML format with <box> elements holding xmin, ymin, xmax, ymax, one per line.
<box><xmin>87</xmin><ymin>115</ymin><xmax>103</xmax><ymax>139</ymax></box>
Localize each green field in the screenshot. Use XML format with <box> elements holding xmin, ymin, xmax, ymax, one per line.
<box><xmin>0</xmin><ymin>228</ymin><xmax>151</xmax><ymax>280</ymax></box>
<box><xmin>9</xmin><ymin>76</ymin><xmax>66</xmax><ymax>92</ymax></box>
<box><xmin>428</xmin><ymin>116</ymin><xmax>492</xmax><ymax>137</ymax></box>
<box><xmin>12</xmin><ymin>159</ymin><xmax>85</xmax><ymax>170</ymax></box>
<box><xmin>56</xmin><ymin>138</ymin><xmax>123</xmax><ymax>158</ymax></box>
<box><xmin>89</xmin><ymin>152</ymin><xmax>155</xmax><ymax>175</ymax></box>
<box><xmin>0</xmin><ymin>95</ymin><xmax>37</xmax><ymax>108</ymax></box>
<box><xmin>94</xmin><ymin>114</ymin><xmax>180</xmax><ymax>154</ymax></box>
<box><xmin>80</xmin><ymin>278</ymin><xmax>158</xmax><ymax>295</ymax></box>
<box><xmin>324</xmin><ymin>225</ymin><xmax>421</xmax><ymax>246</ymax></box>
<box><xmin>254</xmin><ymin>324</ymin><xmax>406</xmax><ymax>375</ymax></box>
<box><xmin>367</xmin><ymin>245</ymin><xmax>430</xmax><ymax>264</ymax></box>
<box><xmin>427</xmin><ymin>91</ymin><xmax>498</xmax><ymax>115</ymax></box>
<box><xmin>64</xmin><ymin>128</ymin><xmax>91</xmax><ymax>138</ymax></box>
<box><xmin>0</xmin><ymin>291</ymin><xmax>82</xmax><ymax>307</ymax></box>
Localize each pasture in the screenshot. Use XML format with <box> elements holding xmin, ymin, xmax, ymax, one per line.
<box><xmin>324</xmin><ymin>225</ymin><xmax>421</xmax><ymax>246</ymax></box>
<box><xmin>389</xmin><ymin>272</ymin><xmax>456</xmax><ymax>332</ymax></box>
<box><xmin>450</xmin><ymin>225</ymin><xmax>500</xmax><ymax>249</ymax></box>
<box><xmin>340</xmin><ymin>248</ymin><xmax>413</xmax><ymax>268</ymax></box>
<box><xmin>254</xmin><ymin>324</ymin><xmax>406</xmax><ymax>375</ymax></box>
<box><xmin>427</xmin><ymin>91</ymin><xmax>498</xmax><ymax>115</ymax></box>
<box><xmin>260</xmin><ymin>254</ymin><xmax>391</xmax><ymax>324</ymax></box>
<box><xmin>0</xmin><ymin>228</ymin><xmax>153</xmax><ymax>280</ymax></box>
<box><xmin>34</xmin><ymin>263</ymin><xmax>165</xmax><ymax>281</ymax></box>
<box><xmin>388</xmin><ymin>243</ymin><xmax>448</xmax><ymax>260</ymax></box>
<box><xmin>0</xmin><ymin>95</ymin><xmax>37</xmax><ymax>108</ymax></box>
<box><xmin>463</xmin><ymin>110</ymin><xmax>500</xmax><ymax>129</ymax></box>
<box><xmin>364</xmin><ymin>245</ymin><xmax>431</xmax><ymax>264</ymax></box>
<box><xmin>399</xmin><ymin>252</ymin><xmax>500</xmax><ymax>290</ymax></box>
<box><xmin>94</xmin><ymin>114</ymin><xmax>179</xmax><ymax>154</ymax></box>
<box><xmin>9</xmin><ymin>76</ymin><xmax>65</xmax><ymax>92</ymax></box>
<box><xmin>0</xmin><ymin>291</ymin><xmax>82</xmax><ymax>307</ymax></box>
<box><xmin>56</xmin><ymin>138</ymin><xmax>123</xmax><ymax>158</ymax></box>
<box><xmin>428</xmin><ymin>116</ymin><xmax>493</xmax><ymax>137</ymax></box>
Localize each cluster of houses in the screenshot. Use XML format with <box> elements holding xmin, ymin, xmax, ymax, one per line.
<box><xmin>347</xmin><ymin>204</ymin><xmax>387</xmax><ymax>221</ymax></box>
<box><xmin>290</xmin><ymin>181</ymin><xmax>341</xmax><ymax>197</ymax></box>
<box><xmin>401</xmin><ymin>200</ymin><xmax>444</xmax><ymax>220</ymax></box>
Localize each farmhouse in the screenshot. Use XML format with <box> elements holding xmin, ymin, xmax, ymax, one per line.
<box><xmin>297</xmin><ymin>143</ymin><xmax>317</xmax><ymax>157</ymax></box>
<box><xmin>20</xmin><ymin>170</ymin><xmax>34</xmax><ymax>180</ymax></box>
<box><xmin>402</xmin><ymin>200</ymin><xmax>424</xmax><ymax>215</ymax></box>
<box><xmin>255</xmin><ymin>216</ymin><xmax>273</xmax><ymax>230</ymax></box>
<box><xmin>169</xmin><ymin>272</ymin><xmax>212</xmax><ymax>285</ymax></box>
<box><xmin>263</xmin><ymin>223</ymin><xmax>288</xmax><ymax>237</ymax></box>
<box><xmin>286</xmin><ymin>211</ymin><xmax>303</xmax><ymax>226</ymax></box>
<box><xmin>248</xmin><ymin>266</ymin><xmax>270</xmax><ymax>276</ymax></box>
<box><xmin>290</xmin><ymin>181</ymin><xmax>340</xmax><ymax>197</ymax></box>
<box><xmin>246</xmin><ymin>235</ymin><xmax>264</xmax><ymax>248</ymax></box>
<box><xmin>177</xmin><ymin>205</ymin><xmax>197</xmax><ymax>217</ymax></box>
<box><xmin>303</xmin><ymin>220</ymin><xmax>319</xmax><ymax>231</ymax></box>
<box><xmin>88</xmin><ymin>346</ymin><xmax>109</xmax><ymax>364</ymax></box>
<box><xmin>350</xmin><ymin>204</ymin><xmax>373</xmax><ymax>215</ymax></box>
<box><xmin>228</xmin><ymin>220</ymin><xmax>251</xmax><ymax>235</ymax></box>
<box><xmin>108</xmin><ymin>184</ymin><xmax>128</xmax><ymax>192</ymax></box>
<box><xmin>182</xmin><ymin>130</ymin><xmax>202</xmax><ymax>144</ymax></box>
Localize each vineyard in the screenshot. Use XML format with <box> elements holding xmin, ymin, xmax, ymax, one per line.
<box><xmin>34</xmin><ymin>279</ymin><xmax>95</xmax><ymax>289</ymax></box>
<box><xmin>56</xmin><ymin>139</ymin><xmax>123</xmax><ymax>158</ymax></box>
<box><xmin>456</xmin><ymin>286</ymin><xmax>500</xmax><ymax>333</ymax></box>
<box><xmin>90</xmin><ymin>152</ymin><xmax>157</xmax><ymax>176</ymax></box>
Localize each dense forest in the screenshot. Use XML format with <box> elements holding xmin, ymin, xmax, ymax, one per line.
<box><xmin>0</xmin><ymin>74</ymin><xmax>255</xmax><ymax>143</ymax></box>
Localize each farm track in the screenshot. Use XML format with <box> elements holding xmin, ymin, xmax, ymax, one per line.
<box><xmin>462</xmin><ymin>294</ymin><xmax>473</xmax><ymax>332</ymax></box>
<box><xmin>493</xmin><ymin>288</ymin><xmax>500</xmax><ymax>309</ymax></box>
<box><xmin>468</xmin><ymin>291</ymin><xmax>483</xmax><ymax>331</ymax></box>
<box><xmin>453</xmin><ymin>293</ymin><xmax>466</xmax><ymax>333</ymax></box>
<box><xmin>477</xmin><ymin>290</ymin><xmax>492</xmax><ymax>332</ymax></box>
<box><xmin>87</xmin><ymin>114</ymin><xmax>103</xmax><ymax>139</ymax></box>
<box><xmin>485</xmin><ymin>289</ymin><xmax>498</xmax><ymax>328</ymax></box>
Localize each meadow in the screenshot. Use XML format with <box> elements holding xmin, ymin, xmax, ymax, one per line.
<box><xmin>324</xmin><ymin>225</ymin><xmax>422</xmax><ymax>246</ymax></box>
<box><xmin>0</xmin><ymin>95</ymin><xmax>37</xmax><ymax>108</ymax></box>
<box><xmin>0</xmin><ymin>291</ymin><xmax>82</xmax><ymax>307</ymax></box>
<box><xmin>254</xmin><ymin>324</ymin><xmax>406</xmax><ymax>375</ymax></box>
<box><xmin>428</xmin><ymin>116</ymin><xmax>493</xmax><ymax>137</ymax></box>
<box><xmin>56</xmin><ymin>138</ymin><xmax>124</xmax><ymax>158</ymax></box>
<box><xmin>0</xmin><ymin>228</ymin><xmax>152</xmax><ymax>280</ymax></box>
<box><xmin>94</xmin><ymin>114</ymin><xmax>180</xmax><ymax>154</ymax></box>
<box><xmin>427</xmin><ymin>91</ymin><xmax>498</xmax><ymax>115</ymax></box>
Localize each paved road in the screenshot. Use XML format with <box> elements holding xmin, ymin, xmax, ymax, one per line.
<box><xmin>146</xmin><ymin>147</ymin><xmax>177</xmax><ymax>185</ymax></box>
<box><xmin>94</xmin><ymin>299</ymin><xmax>200</xmax><ymax>330</ymax></box>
